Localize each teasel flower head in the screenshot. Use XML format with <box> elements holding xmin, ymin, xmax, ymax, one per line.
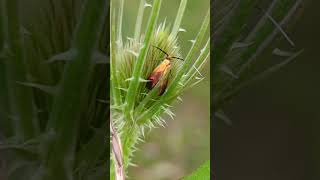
<box><xmin>110</xmin><ymin>0</ymin><xmax>209</xmax><ymax>177</ymax></box>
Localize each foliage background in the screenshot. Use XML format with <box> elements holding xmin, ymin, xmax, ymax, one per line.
<box><xmin>215</xmin><ymin>0</ymin><xmax>320</xmax><ymax>179</ymax></box>
<box><xmin>118</xmin><ymin>0</ymin><xmax>210</xmax><ymax>179</ymax></box>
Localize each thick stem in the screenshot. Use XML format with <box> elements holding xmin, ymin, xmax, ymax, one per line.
<box><xmin>134</xmin><ymin>0</ymin><xmax>145</xmax><ymax>40</ymax></box>
<box><xmin>45</xmin><ymin>0</ymin><xmax>107</xmax><ymax>179</ymax></box>
<box><xmin>0</xmin><ymin>0</ymin><xmax>12</xmax><ymax>137</ymax></box>
<box><xmin>4</xmin><ymin>0</ymin><xmax>39</xmax><ymax>140</ymax></box>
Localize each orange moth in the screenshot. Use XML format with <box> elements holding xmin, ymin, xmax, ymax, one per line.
<box><xmin>146</xmin><ymin>46</ymin><xmax>184</xmax><ymax>95</ymax></box>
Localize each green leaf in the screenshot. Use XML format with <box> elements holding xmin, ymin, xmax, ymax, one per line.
<box><xmin>182</xmin><ymin>160</ymin><xmax>211</xmax><ymax>180</ymax></box>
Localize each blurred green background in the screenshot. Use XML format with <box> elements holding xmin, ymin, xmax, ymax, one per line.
<box><xmin>216</xmin><ymin>1</ymin><xmax>320</xmax><ymax>179</ymax></box>
<box><xmin>117</xmin><ymin>0</ymin><xmax>210</xmax><ymax>179</ymax></box>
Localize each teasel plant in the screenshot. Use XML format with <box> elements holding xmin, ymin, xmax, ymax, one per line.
<box><xmin>110</xmin><ymin>0</ymin><xmax>209</xmax><ymax>179</ymax></box>
<box><xmin>213</xmin><ymin>0</ymin><xmax>305</xmax><ymax>123</ymax></box>
<box><xmin>0</xmin><ymin>0</ymin><xmax>109</xmax><ymax>179</ymax></box>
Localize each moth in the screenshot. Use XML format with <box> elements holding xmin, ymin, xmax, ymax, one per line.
<box><xmin>146</xmin><ymin>46</ymin><xmax>184</xmax><ymax>95</ymax></box>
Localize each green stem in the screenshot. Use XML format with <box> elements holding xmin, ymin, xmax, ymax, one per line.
<box><xmin>111</xmin><ymin>4</ymin><xmax>122</xmax><ymax>106</ymax></box>
<box><xmin>4</xmin><ymin>0</ymin><xmax>39</xmax><ymax>140</ymax></box>
<box><xmin>0</xmin><ymin>1</ymin><xmax>4</xmax><ymax>48</ymax></box>
<box><xmin>170</xmin><ymin>0</ymin><xmax>188</xmax><ymax>37</ymax></box>
<box><xmin>110</xmin><ymin>122</ymin><xmax>140</xmax><ymax>179</ymax></box>
<box><xmin>0</xmin><ymin>0</ymin><xmax>11</xmax><ymax>136</ymax></box>
<box><xmin>0</xmin><ymin>64</ymin><xmax>11</xmax><ymax>136</ymax></box>
<box><xmin>117</xmin><ymin>0</ymin><xmax>124</xmax><ymax>45</ymax></box>
<box><xmin>45</xmin><ymin>0</ymin><xmax>107</xmax><ymax>179</ymax></box>
<box><xmin>134</xmin><ymin>0</ymin><xmax>146</xmax><ymax>41</ymax></box>
<box><xmin>121</xmin><ymin>124</ymin><xmax>140</xmax><ymax>169</ymax></box>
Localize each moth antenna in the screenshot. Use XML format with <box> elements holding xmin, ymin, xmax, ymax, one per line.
<box><xmin>151</xmin><ymin>45</ymin><xmax>169</xmax><ymax>56</ymax></box>
<box><xmin>172</xmin><ymin>56</ymin><xmax>184</xmax><ymax>61</ymax></box>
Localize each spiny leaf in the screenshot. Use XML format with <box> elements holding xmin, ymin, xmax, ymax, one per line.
<box><xmin>45</xmin><ymin>49</ymin><xmax>108</xmax><ymax>64</ymax></box>
<box><xmin>92</xmin><ymin>52</ymin><xmax>109</xmax><ymax>64</ymax></box>
<box><xmin>21</xmin><ymin>26</ymin><xmax>31</xmax><ymax>36</ymax></box>
<box><xmin>16</xmin><ymin>81</ymin><xmax>58</xmax><ymax>95</ymax></box>
<box><xmin>272</xmin><ymin>48</ymin><xmax>295</xmax><ymax>57</ymax></box>
<box><xmin>230</xmin><ymin>41</ymin><xmax>254</xmax><ymax>50</ymax></box>
<box><xmin>220</xmin><ymin>64</ymin><xmax>238</xmax><ymax>79</ymax></box>
<box><xmin>215</xmin><ymin>110</ymin><xmax>232</xmax><ymax>126</ymax></box>
<box><xmin>225</xmin><ymin>49</ymin><xmax>304</xmax><ymax>101</ymax></box>
<box><xmin>45</xmin><ymin>49</ymin><xmax>77</xmax><ymax>63</ymax></box>
<box><xmin>263</xmin><ymin>8</ymin><xmax>295</xmax><ymax>46</ymax></box>
<box><xmin>252</xmin><ymin>49</ymin><xmax>304</xmax><ymax>80</ymax></box>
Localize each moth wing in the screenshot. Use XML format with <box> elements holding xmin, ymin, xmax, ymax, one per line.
<box><xmin>146</xmin><ymin>63</ymin><xmax>166</xmax><ymax>89</ymax></box>
<box><xmin>159</xmin><ymin>78</ymin><xmax>168</xmax><ymax>95</ymax></box>
<box><xmin>158</xmin><ymin>67</ymin><xmax>170</xmax><ymax>95</ymax></box>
